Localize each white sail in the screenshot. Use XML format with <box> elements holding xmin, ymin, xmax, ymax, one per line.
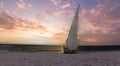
<box><xmin>66</xmin><ymin>4</ymin><xmax>80</xmax><ymax>50</ymax></box>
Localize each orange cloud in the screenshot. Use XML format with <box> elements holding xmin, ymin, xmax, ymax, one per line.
<box><xmin>52</xmin><ymin>32</ymin><xmax>67</xmax><ymax>41</ymax></box>
<box><xmin>84</xmin><ymin>38</ymin><xmax>97</xmax><ymax>43</ymax></box>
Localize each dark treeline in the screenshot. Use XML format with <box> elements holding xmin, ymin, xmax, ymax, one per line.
<box><xmin>0</xmin><ymin>44</ymin><xmax>120</xmax><ymax>52</ymax></box>
<box><xmin>78</xmin><ymin>45</ymin><xmax>120</xmax><ymax>51</ymax></box>
<box><xmin>0</xmin><ymin>44</ymin><xmax>63</xmax><ymax>52</ymax></box>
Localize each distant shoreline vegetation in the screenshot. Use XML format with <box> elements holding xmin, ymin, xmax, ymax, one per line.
<box><xmin>0</xmin><ymin>44</ymin><xmax>120</xmax><ymax>52</ymax></box>
<box><xmin>0</xmin><ymin>44</ymin><xmax>64</xmax><ymax>52</ymax></box>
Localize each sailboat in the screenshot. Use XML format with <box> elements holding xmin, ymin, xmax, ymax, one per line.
<box><xmin>64</xmin><ymin>4</ymin><xmax>80</xmax><ymax>53</ymax></box>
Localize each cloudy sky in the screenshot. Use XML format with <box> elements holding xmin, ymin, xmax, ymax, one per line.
<box><xmin>0</xmin><ymin>0</ymin><xmax>120</xmax><ymax>45</ymax></box>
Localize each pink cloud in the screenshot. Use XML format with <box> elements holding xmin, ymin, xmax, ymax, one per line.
<box><xmin>16</xmin><ymin>0</ymin><xmax>32</xmax><ymax>9</ymax></box>
<box><xmin>50</xmin><ymin>0</ymin><xmax>61</xmax><ymax>6</ymax></box>
<box><xmin>61</xmin><ymin>3</ymin><xmax>70</xmax><ymax>9</ymax></box>
<box><xmin>79</xmin><ymin>0</ymin><xmax>120</xmax><ymax>45</ymax></box>
<box><xmin>0</xmin><ymin>2</ymin><xmax>4</xmax><ymax>9</ymax></box>
<box><xmin>16</xmin><ymin>0</ymin><xmax>26</xmax><ymax>9</ymax></box>
<box><xmin>53</xmin><ymin>11</ymin><xmax>64</xmax><ymax>16</ymax></box>
<box><xmin>50</xmin><ymin>0</ymin><xmax>71</xmax><ymax>9</ymax></box>
<box><xmin>0</xmin><ymin>12</ymin><xmax>47</xmax><ymax>33</ymax></box>
<box><xmin>0</xmin><ymin>13</ymin><xmax>15</xmax><ymax>29</ymax></box>
<box><xmin>52</xmin><ymin>32</ymin><xmax>67</xmax><ymax>41</ymax></box>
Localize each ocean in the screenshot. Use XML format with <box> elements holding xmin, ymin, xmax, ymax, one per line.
<box><xmin>0</xmin><ymin>44</ymin><xmax>64</xmax><ymax>52</ymax></box>
<box><xmin>0</xmin><ymin>44</ymin><xmax>120</xmax><ymax>52</ymax></box>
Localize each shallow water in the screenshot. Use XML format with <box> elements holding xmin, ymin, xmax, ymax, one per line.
<box><xmin>0</xmin><ymin>44</ymin><xmax>64</xmax><ymax>52</ymax></box>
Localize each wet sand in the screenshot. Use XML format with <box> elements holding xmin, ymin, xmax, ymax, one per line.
<box><xmin>0</xmin><ymin>51</ymin><xmax>120</xmax><ymax>66</ymax></box>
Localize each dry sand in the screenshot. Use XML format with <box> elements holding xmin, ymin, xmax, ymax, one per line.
<box><xmin>0</xmin><ymin>51</ymin><xmax>120</xmax><ymax>66</ymax></box>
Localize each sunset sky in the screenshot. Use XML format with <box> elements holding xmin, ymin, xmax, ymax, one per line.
<box><xmin>0</xmin><ymin>0</ymin><xmax>120</xmax><ymax>45</ymax></box>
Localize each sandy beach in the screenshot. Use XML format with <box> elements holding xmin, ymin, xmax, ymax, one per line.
<box><xmin>0</xmin><ymin>51</ymin><xmax>120</xmax><ymax>66</ymax></box>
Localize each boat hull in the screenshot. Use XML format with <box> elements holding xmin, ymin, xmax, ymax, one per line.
<box><xmin>64</xmin><ymin>47</ymin><xmax>78</xmax><ymax>54</ymax></box>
